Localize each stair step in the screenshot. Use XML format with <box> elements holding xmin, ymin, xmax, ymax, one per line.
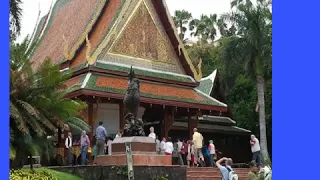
<box><xmin>187</xmin><ymin>168</ymin><xmax>249</xmax><ymax>173</ymax></box>
<box><xmin>187</xmin><ymin>168</ymin><xmax>249</xmax><ymax>180</ymax></box>
<box><xmin>187</xmin><ymin>171</ymin><xmax>248</xmax><ymax>176</ymax></box>
<box><xmin>187</xmin><ymin>175</ymin><xmax>248</xmax><ymax>180</ymax></box>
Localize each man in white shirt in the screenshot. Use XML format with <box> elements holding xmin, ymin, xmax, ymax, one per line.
<box><xmin>250</xmin><ymin>134</ymin><xmax>261</xmax><ymax>167</ymax></box>
<box><xmin>148</xmin><ymin>126</ymin><xmax>156</xmax><ymax>140</ymax></box>
<box><xmin>164</xmin><ymin>137</ymin><xmax>174</xmax><ymax>156</ymax></box>
<box><xmin>65</xmin><ymin>132</ymin><xmax>73</xmax><ymax>165</ymax></box>
<box><xmin>160</xmin><ymin>137</ymin><xmax>166</xmax><ymax>155</ymax></box>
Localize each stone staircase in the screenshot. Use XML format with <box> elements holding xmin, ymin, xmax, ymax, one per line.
<box><xmin>187</xmin><ymin>167</ymin><xmax>249</xmax><ymax>180</ymax></box>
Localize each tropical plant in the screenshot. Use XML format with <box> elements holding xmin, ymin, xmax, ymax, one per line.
<box><xmin>10</xmin><ymin>169</ymin><xmax>58</xmax><ymax>180</ymax></box>
<box><xmin>173</xmin><ymin>10</ymin><xmax>193</xmax><ymax>42</ymax></box>
<box><xmin>220</xmin><ymin>0</ymin><xmax>272</xmax><ymax>159</ymax></box>
<box><xmin>10</xmin><ymin>0</ymin><xmax>23</xmax><ymax>41</ymax></box>
<box><xmin>10</xmin><ymin>37</ymin><xmax>90</xmax><ymax>167</ymax></box>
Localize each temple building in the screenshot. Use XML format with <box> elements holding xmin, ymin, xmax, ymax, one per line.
<box><xmin>30</xmin><ymin>0</ymin><xmax>251</xmax><ymax>163</ymax></box>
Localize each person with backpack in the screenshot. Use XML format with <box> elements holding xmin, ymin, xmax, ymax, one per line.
<box><xmin>247</xmin><ymin>161</ymin><xmax>259</xmax><ymax>180</ymax></box>
<box><xmin>216</xmin><ymin>157</ymin><xmax>238</xmax><ymax>180</ymax></box>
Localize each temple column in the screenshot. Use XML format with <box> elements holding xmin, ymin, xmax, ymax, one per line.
<box><xmin>88</xmin><ymin>103</ymin><xmax>93</xmax><ymax>141</ymax></box>
<box><xmin>188</xmin><ymin>109</ymin><xmax>200</xmax><ymax>140</ymax></box>
<box><xmin>188</xmin><ymin>110</ymin><xmax>192</xmax><ymax>140</ymax></box>
<box><xmin>119</xmin><ymin>103</ymin><xmax>124</xmax><ymax>130</ymax></box>
<box><xmin>163</xmin><ymin>107</ymin><xmax>174</xmax><ymax>139</ymax></box>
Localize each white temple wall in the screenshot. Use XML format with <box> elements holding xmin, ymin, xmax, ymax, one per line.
<box><xmin>93</xmin><ymin>103</ymin><xmax>145</xmax><ymax>136</ymax></box>
<box><xmin>94</xmin><ymin>103</ymin><xmax>119</xmax><ymax>135</ymax></box>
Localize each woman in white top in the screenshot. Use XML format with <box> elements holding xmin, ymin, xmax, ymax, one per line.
<box><xmin>164</xmin><ymin>137</ymin><xmax>174</xmax><ymax>155</ymax></box>
<box><xmin>148</xmin><ymin>126</ymin><xmax>156</xmax><ymax>140</ymax></box>
<box><xmin>115</xmin><ymin>130</ymin><xmax>122</xmax><ymax>138</ymax></box>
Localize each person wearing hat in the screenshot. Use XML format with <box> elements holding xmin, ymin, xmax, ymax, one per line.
<box><xmin>208</xmin><ymin>140</ymin><xmax>216</xmax><ymax>167</ymax></box>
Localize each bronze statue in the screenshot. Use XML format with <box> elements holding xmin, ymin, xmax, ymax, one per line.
<box><xmin>123</xmin><ymin>67</ymin><xmax>145</xmax><ymax>136</ymax></box>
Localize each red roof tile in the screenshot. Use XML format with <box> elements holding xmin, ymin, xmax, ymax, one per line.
<box><xmin>31</xmin><ymin>0</ymin><xmax>106</xmax><ymax>68</ymax></box>
<box><xmin>95</xmin><ymin>76</ymin><xmax>205</xmax><ymax>101</ymax></box>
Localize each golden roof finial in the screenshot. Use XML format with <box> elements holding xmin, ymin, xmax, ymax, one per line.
<box><xmin>85</xmin><ymin>35</ymin><xmax>96</xmax><ymax>65</ymax></box>
<box><xmin>194</xmin><ymin>58</ymin><xmax>203</xmax><ymax>80</ymax></box>
<box><xmin>62</xmin><ymin>35</ymin><xmax>72</xmax><ymax>60</ymax></box>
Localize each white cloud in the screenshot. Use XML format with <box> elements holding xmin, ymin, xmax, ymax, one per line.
<box><xmin>17</xmin><ymin>0</ymin><xmax>231</xmax><ymax>43</ymax></box>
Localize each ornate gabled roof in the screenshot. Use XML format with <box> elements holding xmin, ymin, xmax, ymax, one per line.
<box><xmin>65</xmin><ymin>72</ymin><xmax>227</xmax><ymax>111</ymax></box>
<box><xmin>30</xmin><ymin>0</ymin><xmax>203</xmax><ymax>82</ymax></box>
<box><xmin>197</xmin><ymin>69</ymin><xmax>217</xmax><ymax>95</ymax></box>
<box><xmin>30</xmin><ymin>0</ymin><xmax>108</xmax><ymax>68</ymax></box>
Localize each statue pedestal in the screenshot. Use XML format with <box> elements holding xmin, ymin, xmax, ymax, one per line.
<box><xmin>95</xmin><ymin>137</ymin><xmax>172</xmax><ymax>166</ymax></box>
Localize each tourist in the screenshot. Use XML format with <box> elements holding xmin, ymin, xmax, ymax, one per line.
<box><xmin>191</xmin><ymin>141</ymin><xmax>198</xmax><ymax>166</ymax></box>
<box><xmin>192</xmin><ymin>128</ymin><xmax>204</xmax><ymax>165</ymax></box>
<box><xmin>164</xmin><ymin>137</ymin><xmax>174</xmax><ymax>156</ymax></box>
<box><xmin>115</xmin><ymin>130</ymin><xmax>122</xmax><ymax>138</ymax></box>
<box><xmin>177</xmin><ymin>138</ymin><xmax>184</xmax><ymax>165</ymax></box>
<box><xmin>106</xmin><ymin>137</ymin><xmax>113</xmax><ymax>155</ymax></box>
<box><xmin>208</xmin><ymin>140</ymin><xmax>216</xmax><ymax>167</ymax></box>
<box><xmin>95</xmin><ymin>121</ymin><xmax>108</xmax><ymax>156</ymax></box>
<box><xmin>160</xmin><ymin>137</ymin><xmax>166</xmax><ymax>154</ymax></box>
<box><xmin>186</xmin><ymin>140</ymin><xmax>195</xmax><ymax>167</ymax></box>
<box><xmin>258</xmin><ymin>164</ymin><xmax>272</xmax><ymax>180</ymax></box>
<box><xmin>247</xmin><ymin>161</ymin><xmax>259</xmax><ymax>180</ymax></box>
<box><xmin>172</xmin><ymin>140</ymin><xmax>180</xmax><ymax>165</ymax></box>
<box><xmin>202</xmin><ymin>144</ymin><xmax>210</xmax><ymax>167</ymax></box>
<box><xmin>216</xmin><ymin>157</ymin><xmax>238</xmax><ymax>180</ymax></box>
<box><xmin>91</xmin><ymin>144</ymin><xmax>97</xmax><ymax>162</ymax></box>
<box><xmin>104</xmin><ymin>139</ymin><xmax>107</xmax><ymax>155</ymax></box>
<box><xmin>250</xmin><ymin>134</ymin><xmax>261</xmax><ymax>167</ymax></box>
<box><xmin>156</xmin><ymin>136</ymin><xmax>161</xmax><ymax>154</ymax></box>
<box><xmin>181</xmin><ymin>139</ymin><xmax>188</xmax><ymax>165</ymax></box>
<box><xmin>65</xmin><ymin>132</ymin><xmax>73</xmax><ymax>166</ymax></box>
<box><xmin>148</xmin><ymin>126</ymin><xmax>156</xmax><ymax>140</ymax></box>
<box><xmin>80</xmin><ymin>130</ymin><xmax>90</xmax><ymax>165</ymax></box>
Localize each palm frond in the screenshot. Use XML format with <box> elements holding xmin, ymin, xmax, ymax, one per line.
<box><xmin>16</xmin><ymin>100</ymin><xmax>40</xmax><ymax>119</ymax></box>
<box><xmin>66</xmin><ymin>117</ymin><xmax>91</xmax><ymax>133</ymax></box>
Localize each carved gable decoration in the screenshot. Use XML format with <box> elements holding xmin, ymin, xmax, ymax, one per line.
<box><xmin>107</xmin><ymin>2</ymin><xmax>184</xmax><ymax>74</ymax></box>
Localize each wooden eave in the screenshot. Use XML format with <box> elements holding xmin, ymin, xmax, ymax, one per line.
<box><xmin>65</xmin><ymin>89</ymin><xmax>227</xmax><ymax>112</ymax></box>
<box><xmin>69</xmin><ymin>66</ymin><xmax>199</xmax><ymax>88</ymax></box>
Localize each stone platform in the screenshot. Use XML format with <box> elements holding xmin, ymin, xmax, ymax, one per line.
<box><xmin>95</xmin><ymin>136</ymin><xmax>172</xmax><ymax>166</ymax></box>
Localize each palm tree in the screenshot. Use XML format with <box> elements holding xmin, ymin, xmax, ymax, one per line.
<box><xmin>190</xmin><ymin>14</ymin><xmax>218</xmax><ymax>43</ymax></box>
<box><xmin>221</xmin><ymin>0</ymin><xmax>272</xmax><ymax>159</ymax></box>
<box><xmin>10</xmin><ymin>37</ymin><xmax>90</xmax><ymax>167</ymax></box>
<box><xmin>173</xmin><ymin>10</ymin><xmax>193</xmax><ymax>42</ymax></box>
<box><xmin>10</xmin><ymin>0</ymin><xmax>23</xmax><ymax>41</ymax></box>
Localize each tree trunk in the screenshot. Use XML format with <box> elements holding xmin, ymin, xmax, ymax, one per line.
<box><xmin>256</xmin><ymin>75</ymin><xmax>269</xmax><ymax>160</ymax></box>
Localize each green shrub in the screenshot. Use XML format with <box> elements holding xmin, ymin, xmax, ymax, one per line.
<box><xmin>10</xmin><ymin>169</ymin><xmax>58</xmax><ymax>180</ymax></box>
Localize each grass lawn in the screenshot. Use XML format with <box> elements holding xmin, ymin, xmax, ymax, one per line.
<box><xmin>22</xmin><ymin>167</ymin><xmax>82</xmax><ymax>180</ymax></box>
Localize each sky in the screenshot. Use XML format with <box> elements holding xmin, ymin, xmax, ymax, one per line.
<box><xmin>17</xmin><ymin>0</ymin><xmax>232</xmax><ymax>43</ymax></box>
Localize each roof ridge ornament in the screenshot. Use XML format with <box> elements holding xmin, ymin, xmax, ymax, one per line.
<box><xmin>193</xmin><ymin>58</ymin><xmax>202</xmax><ymax>81</ymax></box>
<box><xmin>85</xmin><ymin>35</ymin><xmax>96</xmax><ymax>65</ymax></box>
